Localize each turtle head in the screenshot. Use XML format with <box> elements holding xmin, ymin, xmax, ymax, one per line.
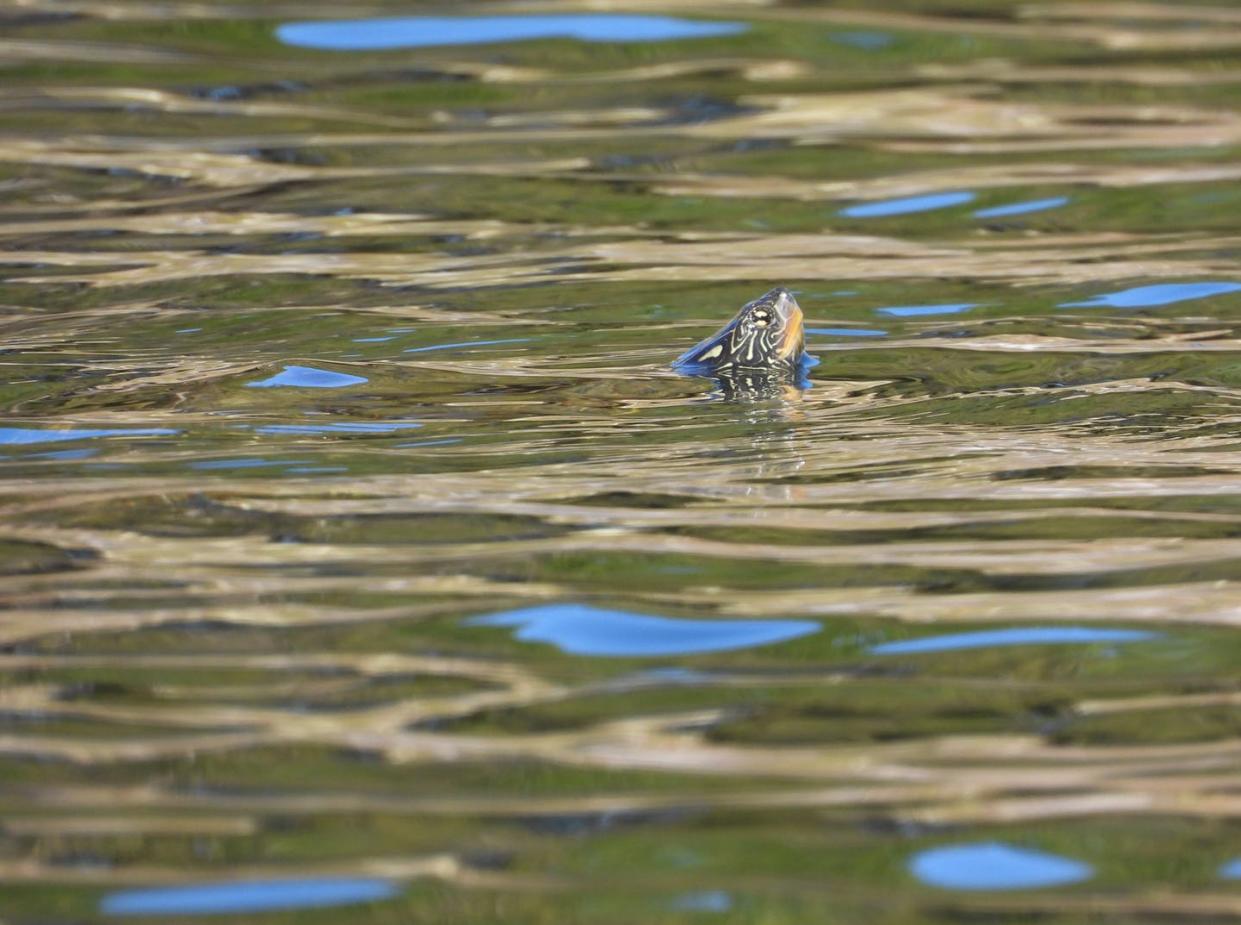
<box><xmin>674</xmin><ymin>287</ymin><xmax>805</xmax><ymax>373</ymax></box>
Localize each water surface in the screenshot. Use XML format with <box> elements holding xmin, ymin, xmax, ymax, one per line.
<box><xmin>2</xmin><ymin>1</ymin><xmax>1241</xmax><ymax>923</ymax></box>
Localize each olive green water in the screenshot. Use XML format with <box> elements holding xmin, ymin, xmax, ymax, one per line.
<box><xmin>4</xmin><ymin>1</ymin><xmax>1241</xmax><ymax>921</ymax></box>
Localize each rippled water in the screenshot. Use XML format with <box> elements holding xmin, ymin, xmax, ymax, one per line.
<box><xmin>4</xmin><ymin>1</ymin><xmax>1241</xmax><ymax>921</ymax></box>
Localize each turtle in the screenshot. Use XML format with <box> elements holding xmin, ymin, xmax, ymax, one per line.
<box><xmin>672</xmin><ymin>287</ymin><xmax>810</xmax><ymax>398</ymax></box>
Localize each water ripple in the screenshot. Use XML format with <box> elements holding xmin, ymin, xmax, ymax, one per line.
<box><xmin>2</xmin><ymin>3</ymin><xmax>1241</xmax><ymax>921</ymax></box>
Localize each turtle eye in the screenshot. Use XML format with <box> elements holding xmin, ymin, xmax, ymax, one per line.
<box><xmin>752</xmin><ymin>310</ymin><xmax>771</xmax><ymax>328</ymax></box>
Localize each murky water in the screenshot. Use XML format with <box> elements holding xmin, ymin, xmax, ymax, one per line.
<box><xmin>3</xmin><ymin>1</ymin><xmax>1241</xmax><ymax>921</ymax></box>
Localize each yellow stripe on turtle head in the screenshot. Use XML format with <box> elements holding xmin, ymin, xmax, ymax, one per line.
<box><xmin>775</xmin><ymin>291</ymin><xmax>804</xmax><ymax>361</ymax></box>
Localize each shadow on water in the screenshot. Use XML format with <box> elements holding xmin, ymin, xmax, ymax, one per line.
<box><xmin>2</xmin><ymin>1</ymin><xmax>1241</xmax><ymax>922</ymax></box>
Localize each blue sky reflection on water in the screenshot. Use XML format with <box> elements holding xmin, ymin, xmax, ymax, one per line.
<box><xmin>1061</xmin><ymin>281</ymin><xmax>1241</xmax><ymax>309</ymax></box>
<box><xmin>246</xmin><ymin>365</ymin><xmax>368</xmax><ymax>388</ymax></box>
<box><xmin>254</xmin><ymin>422</ymin><xmax>422</xmax><ymax>435</ymax></box>
<box><xmin>910</xmin><ymin>842</ymin><xmax>1093</xmax><ymax>891</ymax></box>
<box><xmin>189</xmin><ymin>457</ymin><xmax>312</xmax><ymax>470</ymax></box>
<box><xmin>277</xmin><ymin>15</ymin><xmax>747</xmax><ymax>51</ymax></box>
<box><xmin>872</xmin><ymin>626</ymin><xmax>1158</xmax><ymax>656</ymax></box>
<box><xmin>0</xmin><ymin>427</ymin><xmax>177</xmax><ymax>445</ymax></box>
<box><xmin>101</xmin><ymin>878</ymin><xmax>398</xmax><ymax>916</ymax></box>
<box><xmin>403</xmin><ymin>338</ymin><xmax>531</xmax><ymax>355</ymax></box>
<box><xmin>466</xmin><ymin>604</ymin><xmax>819</xmax><ymax>656</ymax></box>
<box><xmin>974</xmin><ymin>197</ymin><xmax>1069</xmax><ymax>218</ymax></box>
<box><xmin>671</xmin><ymin>891</ymin><xmax>734</xmax><ymax>912</ymax></box>
<box><xmin>875</xmin><ymin>303</ymin><xmax>977</xmax><ymax>318</ymax></box>
<box><xmin>839</xmin><ymin>191</ymin><xmax>975</xmax><ymax>218</ymax></box>
<box><xmin>28</xmin><ymin>447</ymin><xmax>98</xmax><ymax>461</ymax></box>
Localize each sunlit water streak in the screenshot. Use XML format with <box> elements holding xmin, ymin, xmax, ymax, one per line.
<box><xmin>1</xmin><ymin>2</ymin><xmax>1241</xmax><ymax>923</ymax></box>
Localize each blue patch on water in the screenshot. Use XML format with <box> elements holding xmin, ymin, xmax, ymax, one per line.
<box><xmin>830</xmin><ymin>31</ymin><xmax>892</xmax><ymax>50</ymax></box>
<box><xmin>910</xmin><ymin>842</ymin><xmax>1093</xmax><ymax>891</ymax></box>
<box><xmin>876</xmin><ymin>303</ymin><xmax>978</xmax><ymax>318</ymax></box>
<box><xmin>0</xmin><ymin>427</ymin><xmax>177</xmax><ymax>446</ymax></box>
<box><xmin>872</xmin><ymin>626</ymin><xmax>1157</xmax><ymax>656</ymax></box>
<box><xmin>190</xmin><ymin>458</ymin><xmax>311</xmax><ymax>471</ymax></box>
<box><xmin>671</xmin><ymin>890</ymin><xmax>734</xmax><ymax>912</ymax></box>
<box><xmin>101</xmin><ymin>878</ymin><xmax>398</xmax><ymax>916</ymax></box>
<box><xmin>465</xmin><ymin>603</ymin><xmax>819</xmax><ymax>657</ymax></box>
<box><xmin>352</xmin><ymin>336</ymin><xmax>396</xmax><ymax>343</ymax></box>
<box><xmin>277</xmin><ymin>15</ymin><xmax>746</xmax><ymax>51</ymax></box>
<box><xmin>1220</xmin><ymin>858</ymin><xmax>1241</xmax><ymax>879</ymax></box>
<box><xmin>255</xmin><ymin>422</ymin><xmax>422</xmax><ymax>435</ymax></box>
<box><xmin>403</xmin><ymin>338</ymin><xmax>531</xmax><ymax>354</ymax></box>
<box><xmin>1061</xmin><ymin>281</ymin><xmax>1241</xmax><ymax>309</ymax></box>
<box><xmin>246</xmin><ymin>366</ymin><xmax>368</xmax><ymax>389</ymax></box>
<box><xmin>175</xmin><ymin>327</ymin><xmax>201</xmax><ymax>334</ymax></box>
<box><xmin>974</xmin><ymin>196</ymin><xmax>1069</xmax><ymax>219</ymax></box>
<box><xmin>806</xmin><ymin>327</ymin><xmax>888</xmax><ymax>337</ymax></box>
<box><xmin>839</xmin><ymin>191</ymin><xmax>975</xmax><ymax>218</ymax></box>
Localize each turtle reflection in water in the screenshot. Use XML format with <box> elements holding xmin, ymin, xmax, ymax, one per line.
<box><xmin>672</xmin><ymin>286</ymin><xmax>814</xmax><ymax>399</ymax></box>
